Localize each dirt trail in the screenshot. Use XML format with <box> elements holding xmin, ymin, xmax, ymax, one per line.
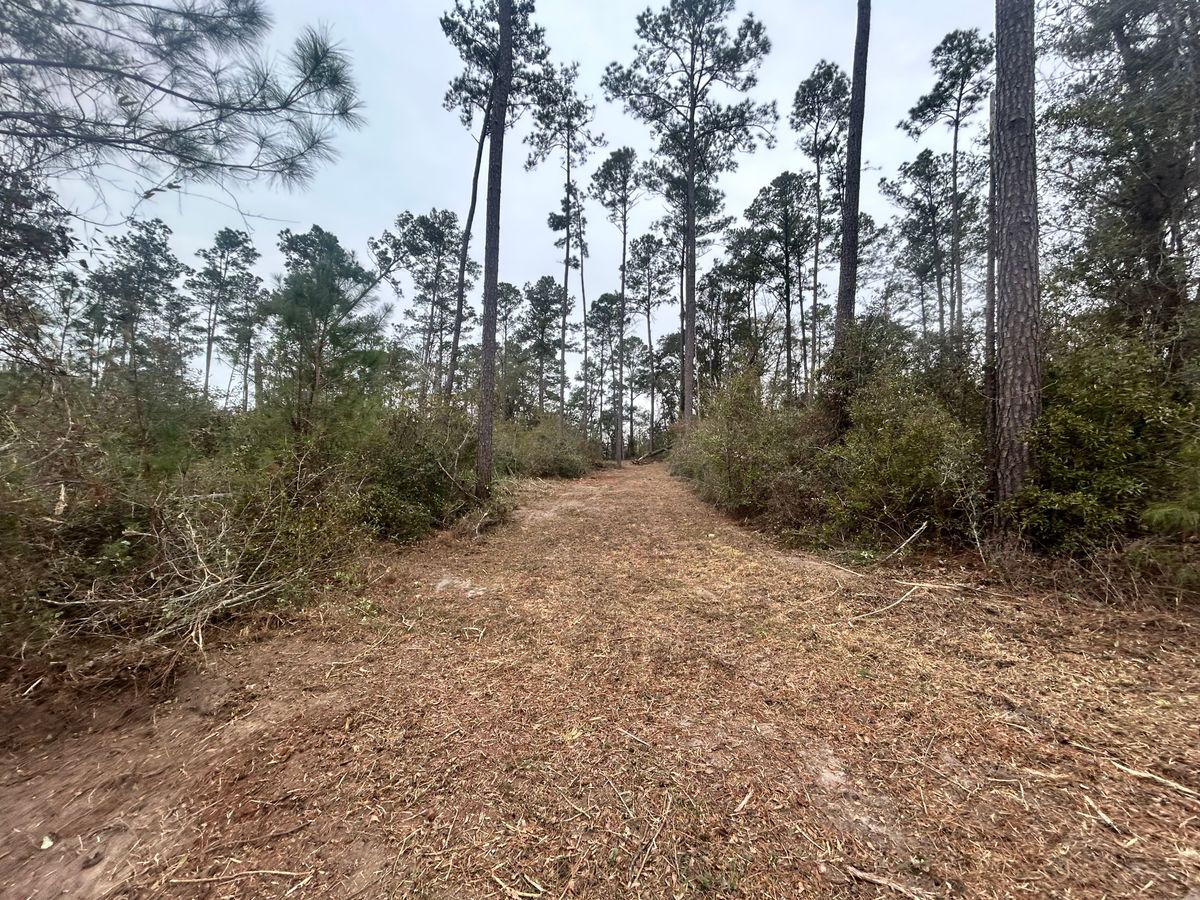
<box><xmin>3</xmin><ymin>465</ymin><xmax>1198</xmax><ymax>898</ymax></box>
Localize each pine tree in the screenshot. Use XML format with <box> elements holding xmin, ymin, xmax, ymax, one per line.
<box><xmin>591</xmin><ymin>147</ymin><xmax>647</xmax><ymax>463</ymax></box>
<box><xmin>604</xmin><ymin>0</ymin><xmax>775</xmax><ymax>423</ymax></box>
<box><xmin>902</xmin><ymin>29</ymin><xmax>994</xmax><ymax>347</ymax></box>
<box><xmin>791</xmin><ymin>61</ymin><xmax>850</xmax><ymax>382</ymax></box>
<box><xmin>2</xmin><ymin>1</ymin><xmax>360</xmax><ymax>189</ymax></box>
<box><xmin>187</xmin><ymin>229</ymin><xmax>262</xmax><ymax>404</ymax></box>
<box><xmin>830</xmin><ymin>0</ymin><xmax>871</xmax><ymax>427</ymax></box>
<box><xmin>440</xmin><ymin>0</ymin><xmax>549</xmax><ymax>405</ymax></box>
<box><xmin>626</xmin><ymin>233</ymin><xmax>673</xmax><ymax>450</ymax></box>
<box><xmin>993</xmin><ymin>0</ymin><xmax>1041</xmax><ymax>502</ymax></box>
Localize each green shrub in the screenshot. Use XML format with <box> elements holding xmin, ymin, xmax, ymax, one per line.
<box><xmin>496</xmin><ymin>417</ymin><xmax>595</xmax><ymax>479</ymax></box>
<box><xmin>352</xmin><ymin>409</ymin><xmax>471</xmax><ymax>542</ymax></box>
<box><xmin>1140</xmin><ymin>428</ymin><xmax>1200</xmax><ymax>538</ymax></box>
<box><xmin>671</xmin><ymin>373</ymin><xmax>798</xmax><ymax>513</ymax></box>
<box><xmin>672</xmin><ymin>373</ymin><xmax>981</xmax><ymax>546</ymax></box>
<box><xmin>817</xmin><ymin>378</ymin><xmax>982</xmax><ymax>542</ymax></box>
<box><xmin>1011</xmin><ymin>330</ymin><xmax>1192</xmax><ymax>551</ymax></box>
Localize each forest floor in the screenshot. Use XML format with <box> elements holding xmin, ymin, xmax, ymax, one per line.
<box><xmin>3</xmin><ymin>464</ymin><xmax>1199</xmax><ymax>899</ymax></box>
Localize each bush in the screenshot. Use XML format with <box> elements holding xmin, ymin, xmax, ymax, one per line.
<box><xmin>495</xmin><ymin>417</ymin><xmax>595</xmax><ymax>479</ymax></box>
<box><xmin>672</xmin><ymin>373</ymin><xmax>982</xmax><ymax>546</ymax></box>
<box><xmin>671</xmin><ymin>373</ymin><xmax>805</xmax><ymax>513</ymax></box>
<box><xmin>816</xmin><ymin>378</ymin><xmax>982</xmax><ymax>542</ymax></box>
<box><xmin>352</xmin><ymin>409</ymin><xmax>472</xmax><ymax>542</ymax></box>
<box><xmin>1011</xmin><ymin>329</ymin><xmax>1193</xmax><ymax>551</ymax></box>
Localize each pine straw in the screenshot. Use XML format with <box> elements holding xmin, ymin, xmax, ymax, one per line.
<box><xmin>2</xmin><ymin>465</ymin><xmax>1198</xmax><ymax>898</ymax></box>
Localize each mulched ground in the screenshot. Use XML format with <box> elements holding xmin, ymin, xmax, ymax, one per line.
<box><xmin>2</xmin><ymin>464</ymin><xmax>1198</xmax><ymax>899</ymax></box>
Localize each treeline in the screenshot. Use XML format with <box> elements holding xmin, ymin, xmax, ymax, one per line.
<box><xmin>2</xmin><ymin>0</ymin><xmax>1198</xmax><ymax>671</ymax></box>
<box><xmin>669</xmin><ymin>0</ymin><xmax>1199</xmax><ymax>598</ymax></box>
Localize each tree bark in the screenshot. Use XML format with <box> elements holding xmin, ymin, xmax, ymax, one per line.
<box><xmin>830</xmin><ymin>0</ymin><xmax>870</xmax><ymax>383</ymax></box>
<box><xmin>475</xmin><ymin>0</ymin><xmax>512</xmax><ymax>501</ymax></box>
<box><xmin>616</xmin><ymin>206</ymin><xmax>628</xmax><ymax>465</ymax></box>
<box><xmin>983</xmin><ymin>95</ymin><xmax>999</xmax><ymax>500</ymax></box>
<box><xmin>812</xmin><ymin>153</ymin><xmax>822</xmax><ymax>395</ymax></box>
<box><xmin>578</xmin><ymin>209</ymin><xmax>590</xmax><ymax>437</ymax></box>
<box><xmin>683</xmin><ymin>154</ymin><xmax>698</xmax><ymax>423</ymax></box>
<box><xmin>783</xmin><ymin>208</ymin><xmax>793</xmax><ymax>401</ymax></box>
<box><xmin>993</xmin><ymin>0</ymin><xmax>1041</xmax><ymax>503</ymax></box>
<box><xmin>646</xmin><ymin>302</ymin><xmax>655</xmax><ymax>452</ymax></box>
<box><xmin>560</xmin><ymin>152</ymin><xmax>572</xmax><ymax>425</ymax></box>
<box><xmin>950</xmin><ymin>95</ymin><xmax>965</xmax><ymax>347</ymax></box>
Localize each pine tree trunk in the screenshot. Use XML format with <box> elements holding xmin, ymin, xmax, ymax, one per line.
<box><xmin>475</xmin><ymin>0</ymin><xmax>513</xmax><ymax>501</ymax></box>
<box><xmin>993</xmin><ymin>0</ymin><xmax>1041</xmax><ymax>503</ymax></box>
<box><xmin>678</xmin><ymin>241</ymin><xmax>685</xmax><ymax>418</ymax></box>
<box><xmin>646</xmin><ymin>305</ymin><xmax>655</xmax><ymax>452</ymax></box>
<box><xmin>578</xmin><ymin>213</ymin><xmax>590</xmax><ymax>437</ymax></box>
<box><xmin>445</xmin><ymin>95</ymin><xmax>490</xmax><ymax>406</ymax></box>
<box><xmin>830</xmin><ymin>0</ymin><xmax>870</xmax><ymax>393</ymax></box>
<box><xmin>984</xmin><ymin>95</ymin><xmax>999</xmax><ymax>500</ymax></box>
<box><xmin>950</xmin><ymin>104</ymin><xmax>965</xmax><ymax>346</ymax></box>
<box><xmin>783</xmin><ymin>211</ymin><xmax>793</xmax><ymax>401</ymax></box>
<box><xmin>560</xmin><ymin>157</ymin><xmax>572</xmax><ymax>426</ymax></box>
<box><xmin>616</xmin><ymin>209</ymin><xmax>627</xmax><ymax>465</ymax></box>
<box><xmin>683</xmin><ymin>131</ymin><xmax>698</xmax><ymax>423</ymax></box>
<box><xmin>812</xmin><ymin>153</ymin><xmax>822</xmax><ymax>395</ymax></box>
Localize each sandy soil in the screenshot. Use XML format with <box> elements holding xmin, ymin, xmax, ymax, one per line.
<box><xmin>2</xmin><ymin>464</ymin><xmax>1198</xmax><ymax>899</ymax></box>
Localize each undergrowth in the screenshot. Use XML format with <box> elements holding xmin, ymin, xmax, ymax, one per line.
<box><xmin>0</xmin><ymin>378</ymin><xmax>595</xmax><ymax>684</ymax></box>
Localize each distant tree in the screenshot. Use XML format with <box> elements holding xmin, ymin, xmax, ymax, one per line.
<box><xmin>830</xmin><ymin>0</ymin><xmax>871</xmax><ymax>426</ymax></box>
<box><xmin>388</xmin><ymin>210</ymin><xmax>474</xmax><ymax>406</ymax></box>
<box><xmin>604</xmin><ymin>0</ymin><xmax>775</xmax><ymax>423</ymax></box>
<box><xmin>1044</xmin><ymin>0</ymin><xmax>1199</xmax><ymax>366</ymax></box>
<box><xmin>744</xmin><ymin>171</ymin><xmax>815</xmax><ymax>397</ymax></box>
<box><xmin>626</xmin><ymin>233</ymin><xmax>673</xmax><ymax>449</ymax></box>
<box><xmin>440</xmin><ymin>0</ymin><xmax>549</xmax><ymax>405</ymax></box>
<box><xmin>993</xmin><ymin>0</ymin><xmax>1041</xmax><ymax>502</ymax></box>
<box><xmin>591</xmin><ymin>147</ymin><xmax>647</xmax><ymax>464</ymax></box>
<box><xmin>475</xmin><ymin>0</ymin><xmax>513</xmax><ymax>499</ymax></box>
<box><xmin>187</xmin><ymin>229</ymin><xmax>262</xmax><ymax>403</ymax></box>
<box><xmin>496</xmin><ymin>280</ymin><xmax>523</xmax><ymax>418</ymax></box>
<box><xmin>0</xmin><ymin>1</ymin><xmax>360</xmax><ymax>191</ymax></box>
<box><xmin>268</xmin><ymin>226</ymin><xmax>389</xmax><ymax>430</ymax></box>
<box><xmin>0</xmin><ymin>163</ymin><xmax>73</xmax><ymax>369</ymax></box>
<box><xmin>527</xmin><ymin>62</ymin><xmax>603</xmax><ymax>422</ymax></box>
<box><xmin>902</xmin><ymin>29</ymin><xmax>994</xmax><ymax>344</ymax></box>
<box><xmin>791</xmin><ymin>61</ymin><xmax>850</xmax><ymax>379</ymax></box>
<box><xmin>648</xmin><ymin>166</ymin><xmax>733</xmax><ymax>415</ymax></box>
<box><xmin>517</xmin><ymin>275</ymin><xmax>568</xmax><ymax>413</ymax></box>
<box><xmin>545</xmin><ymin>183</ymin><xmax>592</xmax><ymax>421</ymax></box>
<box><xmin>88</xmin><ymin>219</ymin><xmax>189</xmax><ymax>384</ymax></box>
<box><xmin>879</xmin><ymin>150</ymin><xmax>955</xmax><ymax>343</ymax></box>
<box><xmin>589</xmin><ymin>291</ymin><xmax>628</xmax><ymax>454</ymax></box>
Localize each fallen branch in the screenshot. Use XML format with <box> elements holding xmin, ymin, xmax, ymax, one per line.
<box><xmin>617</xmin><ymin>726</ymin><xmax>651</xmax><ymax>748</ymax></box>
<box><xmin>169</xmin><ymin>869</ymin><xmax>312</xmax><ymax>885</ymax></box>
<box><xmin>633</xmin><ymin>447</ymin><xmax>669</xmax><ymax>465</ymax></box>
<box><xmin>845</xmin><ymin>865</ymin><xmax>931</xmax><ymax>899</ymax></box>
<box><xmin>1110</xmin><ymin>761</ymin><xmax>1200</xmax><ymax>800</ymax></box>
<box><xmin>845</xmin><ymin>586</ymin><xmax>920</xmax><ymax>624</ymax></box>
<box><xmin>1068</xmin><ymin>741</ymin><xmax>1200</xmax><ymax>801</ymax></box>
<box><xmin>825</xmin><ymin>560</ymin><xmax>866</xmax><ymax>579</ymax></box>
<box><xmin>880</xmin><ymin>520</ymin><xmax>928</xmax><ymax>563</ymax></box>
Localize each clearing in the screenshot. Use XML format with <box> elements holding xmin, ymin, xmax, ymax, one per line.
<box><xmin>2</xmin><ymin>465</ymin><xmax>1198</xmax><ymax>898</ymax></box>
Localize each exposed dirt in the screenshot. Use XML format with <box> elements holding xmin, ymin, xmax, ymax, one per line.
<box><xmin>2</xmin><ymin>464</ymin><xmax>1198</xmax><ymax>899</ymax></box>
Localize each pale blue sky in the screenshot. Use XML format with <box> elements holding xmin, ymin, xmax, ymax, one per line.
<box><xmin>71</xmin><ymin>0</ymin><xmax>995</xmax><ymax>346</ymax></box>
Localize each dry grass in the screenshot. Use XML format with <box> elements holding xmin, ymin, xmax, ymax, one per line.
<box><xmin>1</xmin><ymin>464</ymin><xmax>1197</xmax><ymax>898</ymax></box>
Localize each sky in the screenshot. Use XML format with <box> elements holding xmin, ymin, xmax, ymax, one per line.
<box><xmin>72</xmin><ymin>0</ymin><xmax>995</xmax><ymax>348</ymax></box>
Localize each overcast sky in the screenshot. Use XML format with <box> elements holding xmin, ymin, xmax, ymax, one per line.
<box><xmin>78</xmin><ymin>0</ymin><xmax>995</xmax><ymax>344</ymax></box>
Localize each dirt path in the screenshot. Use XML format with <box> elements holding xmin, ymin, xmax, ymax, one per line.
<box><xmin>3</xmin><ymin>465</ymin><xmax>1199</xmax><ymax>898</ymax></box>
